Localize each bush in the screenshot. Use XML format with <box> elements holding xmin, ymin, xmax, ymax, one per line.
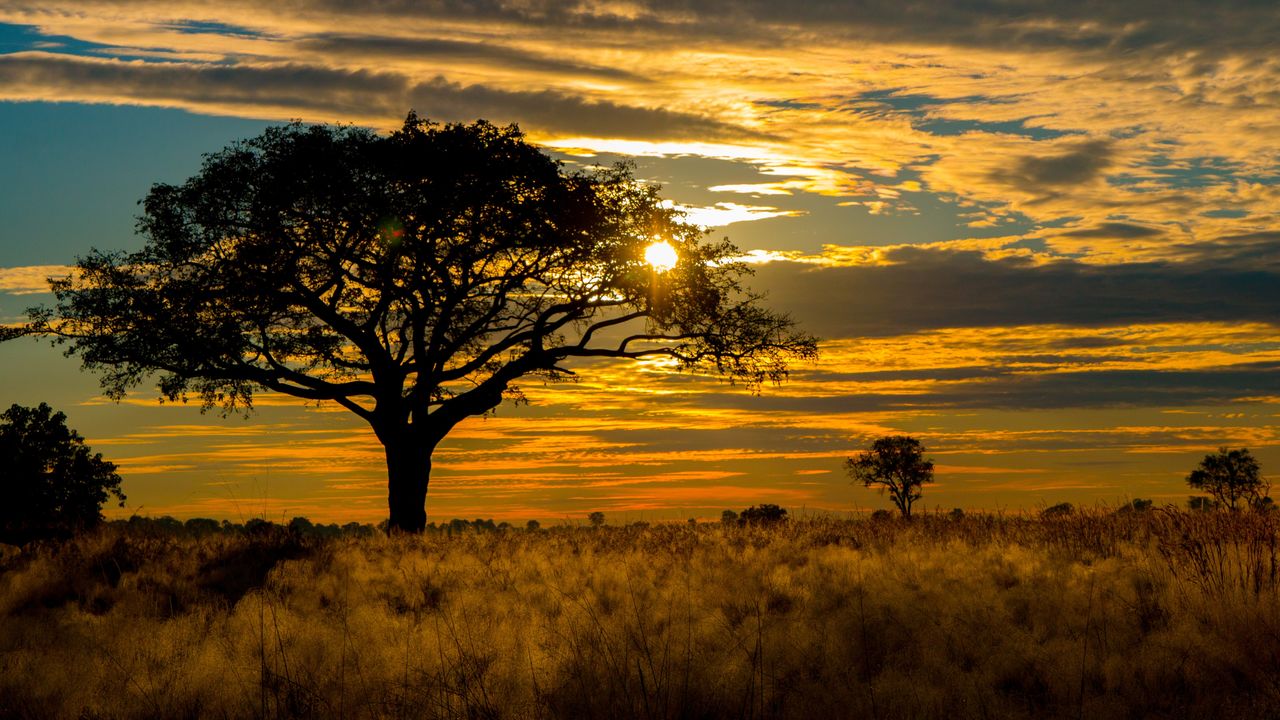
<box><xmin>1041</xmin><ymin>502</ymin><xmax>1074</xmax><ymax>518</ymax></box>
<box><xmin>739</xmin><ymin>504</ymin><xmax>788</xmax><ymax>525</ymax></box>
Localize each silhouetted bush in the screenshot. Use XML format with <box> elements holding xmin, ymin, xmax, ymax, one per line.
<box><xmin>1041</xmin><ymin>502</ymin><xmax>1074</xmax><ymax>518</ymax></box>
<box><xmin>183</xmin><ymin>518</ymin><xmax>221</xmax><ymax>536</ymax></box>
<box><xmin>739</xmin><ymin>504</ymin><xmax>788</xmax><ymax>525</ymax></box>
<box><xmin>1117</xmin><ymin>498</ymin><xmax>1154</xmax><ymax>514</ymax></box>
<box><xmin>1188</xmin><ymin>496</ymin><xmax>1220</xmax><ymax>511</ymax></box>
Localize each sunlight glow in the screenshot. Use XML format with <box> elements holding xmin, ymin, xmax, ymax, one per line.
<box><xmin>644</xmin><ymin>240</ymin><xmax>678</xmax><ymax>272</ymax></box>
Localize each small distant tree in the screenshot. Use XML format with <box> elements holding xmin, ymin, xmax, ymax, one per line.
<box><xmin>1186</xmin><ymin>447</ymin><xmax>1266</xmax><ymax>510</ymax></box>
<box><xmin>184</xmin><ymin>517</ymin><xmax>221</xmax><ymax>536</ymax></box>
<box><xmin>588</xmin><ymin>511</ymin><xmax>606</xmax><ymax>527</ymax></box>
<box><xmin>1116</xmin><ymin>498</ymin><xmax>1153</xmax><ymax>514</ymax></box>
<box><xmin>0</xmin><ymin>403</ymin><xmax>125</xmax><ymax>543</ymax></box>
<box><xmin>287</xmin><ymin>516</ymin><xmax>315</xmax><ymax>535</ymax></box>
<box><xmin>1187</xmin><ymin>496</ymin><xmax>1220</xmax><ymax>512</ymax></box>
<box><xmin>720</xmin><ymin>509</ymin><xmax>739</xmax><ymax>525</ymax></box>
<box><xmin>739</xmin><ymin>504</ymin><xmax>788</xmax><ymax>525</ymax></box>
<box><xmin>948</xmin><ymin>507</ymin><xmax>965</xmax><ymax>520</ymax></box>
<box><xmin>1041</xmin><ymin>502</ymin><xmax>1074</xmax><ymax>519</ymax></box>
<box><xmin>526</xmin><ymin>519</ymin><xmax>541</xmax><ymax>531</ymax></box>
<box><xmin>845</xmin><ymin>436</ymin><xmax>934</xmax><ymax>519</ymax></box>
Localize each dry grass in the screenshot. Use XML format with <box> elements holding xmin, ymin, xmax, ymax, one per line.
<box><xmin>1</xmin><ymin>509</ymin><xmax>1279</xmax><ymax>719</ymax></box>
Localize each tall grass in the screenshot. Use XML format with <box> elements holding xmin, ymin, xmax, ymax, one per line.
<box><xmin>1</xmin><ymin>509</ymin><xmax>1278</xmax><ymax>719</ymax></box>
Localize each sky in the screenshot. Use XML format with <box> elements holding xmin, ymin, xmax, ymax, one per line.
<box><xmin>1</xmin><ymin>1</ymin><xmax>1279</xmax><ymax>524</ymax></box>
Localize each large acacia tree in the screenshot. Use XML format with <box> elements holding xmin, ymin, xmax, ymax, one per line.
<box><xmin>24</xmin><ymin>114</ymin><xmax>816</xmax><ymax>532</ymax></box>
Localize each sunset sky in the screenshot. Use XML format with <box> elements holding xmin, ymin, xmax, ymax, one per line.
<box><xmin>2</xmin><ymin>2</ymin><xmax>1279</xmax><ymax>524</ymax></box>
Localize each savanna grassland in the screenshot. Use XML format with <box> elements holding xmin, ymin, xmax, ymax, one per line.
<box><xmin>1</xmin><ymin>511</ymin><xmax>1278</xmax><ymax>720</ymax></box>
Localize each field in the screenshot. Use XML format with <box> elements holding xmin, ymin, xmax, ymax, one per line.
<box><xmin>1</xmin><ymin>510</ymin><xmax>1278</xmax><ymax>719</ymax></box>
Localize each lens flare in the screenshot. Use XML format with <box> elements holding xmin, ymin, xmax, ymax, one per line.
<box><xmin>644</xmin><ymin>240</ymin><xmax>678</xmax><ymax>273</ymax></box>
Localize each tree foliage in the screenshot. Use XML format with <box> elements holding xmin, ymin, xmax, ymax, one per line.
<box><xmin>23</xmin><ymin>114</ymin><xmax>816</xmax><ymax>532</ymax></box>
<box><xmin>845</xmin><ymin>436</ymin><xmax>934</xmax><ymax>519</ymax></box>
<box><xmin>1186</xmin><ymin>447</ymin><xmax>1268</xmax><ymax>510</ymax></box>
<box><xmin>0</xmin><ymin>403</ymin><xmax>125</xmax><ymax>543</ymax></box>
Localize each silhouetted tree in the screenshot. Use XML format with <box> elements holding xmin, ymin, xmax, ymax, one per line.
<box><xmin>184</xmin><ymin>517</ymin><xmax>221</xmax><ymax>536</ymax></box>
<box><xmin>526</xmin><ymin>519</ymin><xmax>541</xmax><ymax>531</ymax></box>
<box><xmin>739</xmin><ymin>504</ymin><xmax>788</xmax><ymax>525</ymax></box>
<box><xmin>1186</xmin><ymin>447</ymin><xmax>1266</xmax><ymax>510</ymax></box>
<box><xmin>588</xmin><ymin>511</ymin><xmax>606</xmax><ymax>527</ymax></box>
<box><xmin>341</xmin><ymin>522</ymin><xmax>374</xmax><ymax>537</ymax></box>
<box><xmin>948</xmin><ymin>507</ymin><xmax>965</xmax><ymax>520</ymax></box>
<box><xmin>845</xmin><ymin>436</ymin><xmax>934</xmax><ymax>519</ymax></box>
<box><xmin>1116</xmin><ymin>498</ymin><xmax>1154</xmax><ymax>514</ymax></box>
<box><xmin>287</xmin><ymin>516</ymin><xmax>315</xmax><ymax>535</ymax></box>
<box><xmin>720</xmin><ymin>509</ymin><xmax>739</xmax><ymax>525</ymax></box>
<box><xmin>19</xmin><ymin>114</ymin><xmax>816</xmax><ymax>533</ymax></box>
<box><xmin>1187</xmin><ymin>496</ymin><xmax>1220</xmax><ymax>512</ymax></box>
<box><xmin>0</xmin><ymin>403</ymin><xmax>125</xmax><ymax>544</ymax></box>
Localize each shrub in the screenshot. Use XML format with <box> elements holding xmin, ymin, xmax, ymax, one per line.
<box><xmin>1041</xmin><ymin>502</ymin><xmax>1074</xmax><ymax>518</ymax></box>
<box><xmin>740</xmin><ymin>504</ymin><xmax>788</xmax><ymax>525</ymax></box>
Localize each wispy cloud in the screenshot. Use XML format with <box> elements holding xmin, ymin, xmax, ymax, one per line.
<box><xmin>0</xmin><ymin>264</ymin><xmax>71</xmax><ymax>295</ymax></box>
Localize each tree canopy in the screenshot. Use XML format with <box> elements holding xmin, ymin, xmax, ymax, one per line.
<box><xmin>0</xmin><ymin>403</ymin><xmax>125</xmax><ymax>544</ymax></box>
<box><xmin>1186</xmin><ymin>447</ymin><xmax>1268</xmax><ymax>510</ymax></box>
<box><xmin>845</xmin><ymin>435</ymin><xmax>934</xmax><ymax>519</ymax></box>
<box><xmin>22</xmin><ymin>113</ymin><xmax>816</xmax><ymax>532</ymax></box>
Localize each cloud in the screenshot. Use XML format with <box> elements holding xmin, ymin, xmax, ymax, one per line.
<box><xmin>0</xmin><ymin>264</ymin><xmax>72</xmax><ymax>295</ymax></box>
<box><xmin>0</xmin><ymin>52</ymin><xmax>754</xmax><ymax>141</ymax></box>
<box><xmin>752</xmin><ymin>247</ymin><xmax>1280</xmax><ymax>337</ymax></box>
<box><xmin>1057</xmin><ymin>222</ymin><xmax>1166</xmax><ymax>240</ymax></box>
<box><xmin>297</xmin><ymin>33</ymin><xmax>642</xmax><ymax>82</ymax></box>
<box><xmin>996</xmin><ymin>138</ymin><xmax>1115</xmax><ymax>189</ymax></box>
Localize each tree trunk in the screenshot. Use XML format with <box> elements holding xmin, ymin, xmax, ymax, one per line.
<box><xmin>385</xmin><ymin>436</ymin><xmax>434</xmax><ymax>533</ymax></box>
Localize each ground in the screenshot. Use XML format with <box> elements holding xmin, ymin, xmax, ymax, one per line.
<box><xmin>1</xmin><ymin>510</ymin><xmax>1278</xmax><ymax>719</ymax></box>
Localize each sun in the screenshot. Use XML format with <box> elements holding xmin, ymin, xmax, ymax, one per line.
<box><xmin>644</xmin><ymin>240</ymin><xmax>678</xmax><ymax>273</ymax></box>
